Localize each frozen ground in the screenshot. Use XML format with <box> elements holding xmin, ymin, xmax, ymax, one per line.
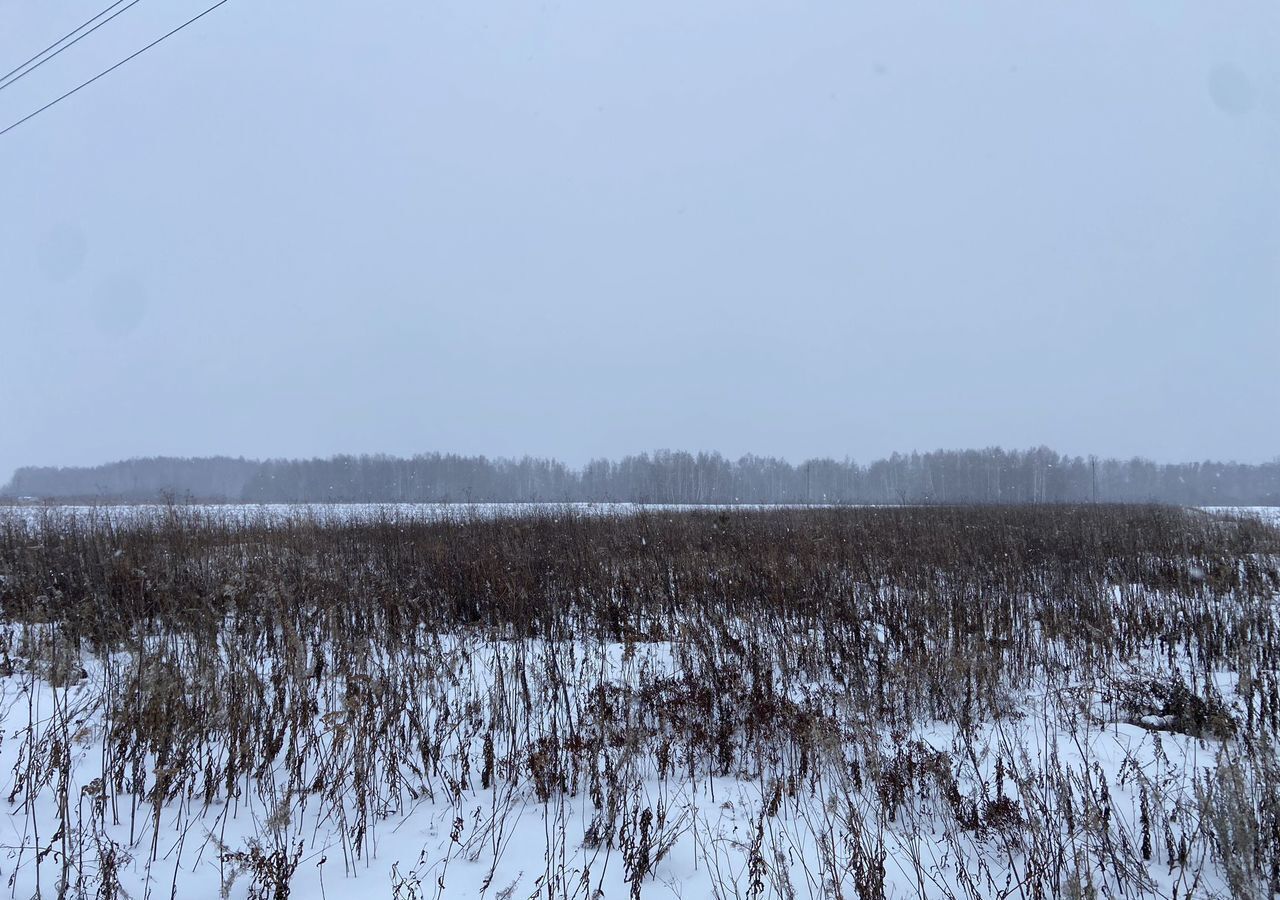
<box><xmin>0</xmin><ymin>502</ymin><xmax>1274</xmax><ymax>530</ymax></box>
<box><xmin>1203</xmin><ymin>506</ymin><xmax>1280</xmax><ymax>526</ymax></box>
<box><xmin>1</xmin><ymin>631</ymin><xmax>1268</xmax><ymax>900</ymax></box>
<box><xmin>0</xmin><ymin>501</ymin><xmax>847</xmax><ymax>529</ymax></box>
<box><xmin>0</xmin><ymin>506</ymin><xmax>1276</xmax><ymax>899</ymax></box>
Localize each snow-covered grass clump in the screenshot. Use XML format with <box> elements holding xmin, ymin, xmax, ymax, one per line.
<box><xmin>1</xmin><ymin>505</ymin><xmax>1278</xmax><ymax>899</ymax></box>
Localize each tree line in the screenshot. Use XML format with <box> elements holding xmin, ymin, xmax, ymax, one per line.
<box><xmin>3</xmin><ymin>447</ymin><xmax>1279</xmax><ymax>505</ymax></box>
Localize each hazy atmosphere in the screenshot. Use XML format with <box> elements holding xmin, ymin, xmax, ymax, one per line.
<box><xmin>6</xmin><ymin>7</ymin><xmax>1280</xmax><ymax>899</ymax></box>
<box><xmin>3</xmin><ymin>0</ymin><xmax>1279</xmax><ymax>476</ymax></box>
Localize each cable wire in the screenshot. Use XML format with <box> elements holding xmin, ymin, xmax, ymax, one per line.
<box><xmin>0</xmin><ymin>0</ymin><xmax>147</xmax><ymax>93</ymax></box>
<box><xmin>0</xmin><ymin>0</ymin><xmax>233</xmax><ymax>139</ymax></box>
<box><xmin>0</xmin><ymin>0</ymin><xmax>131</xmax><ymax>84</ymax></box>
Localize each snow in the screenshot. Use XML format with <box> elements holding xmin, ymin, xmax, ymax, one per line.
<box><xmin>1</xmin><ymin>622</ymin><xmax>1272</xmax><ymax>899</ymax></box>
<box><xmin>0</xmin><ymin>506</ymin><xmax>1276</xmax><ymax>897</ymax></box>
<box><xmin>1202</xmin><ymin>505</ymin><xmax>1280</xmax><ymax>526</ymax></box>
<box><xmin>0</xmin><ymin>502</ymin><xmax>843</xmax><ymax>529</ymax></box>
<box><xmin>0</xmin><ymin>503</ymin><xmax>1273</xmax><ymax>532</ymax></box>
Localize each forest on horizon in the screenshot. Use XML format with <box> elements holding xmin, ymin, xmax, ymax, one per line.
<box><xmin>3</xmin><ymin>447</ymin><xmax>1279</xmax><ymax>506</ymax></box>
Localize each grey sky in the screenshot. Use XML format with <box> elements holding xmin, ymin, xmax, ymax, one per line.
<box><xmin>2</xmin><ymin>0</ymin><xmax>1278</xmax><ymax>479</ymax></box>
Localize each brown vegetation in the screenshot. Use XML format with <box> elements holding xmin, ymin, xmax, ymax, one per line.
<box><xmin>0</xmin><ymin>504</ymin><xmax>1278</xmax><ymax>898</ymax></box>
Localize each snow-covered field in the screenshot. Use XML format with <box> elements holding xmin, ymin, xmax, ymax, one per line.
<box><xmin>2</xmin><ymin>636</ymin><xmax>1265</xmax><ymax>900</ymax></box>
<box><xmin>1</xmin><ymin>502</ymin><xmax>1274</xmax><ymax>531</ymax></box>
<box><xmin>1203</xmin><ymin>506</ymin><xmax>1280</xmax><ymax>526</ymax></box>
<box><xmin>0</xmin><ymin>501</ymin><xmax>845</xmax><ymax>529</ymax></box>
<box><xmin>0</xmin><ymin>505</ymin><xmax>1277</xmax><ymax>899</ymax></box>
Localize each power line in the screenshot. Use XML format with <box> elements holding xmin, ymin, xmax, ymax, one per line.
<box><xmin>0</xmin><ymin>0</ymin><xmax>233</xmax><ymax>139</ymax></box>
<box><xmin>0</xmin><ymin>0</ymin><xmax>148</xmax><ymax>94</ymax></box>
<box><xmin>0</xmin><ymin>0</ymin><xmax>132</xmax><ymax>84</ymax></box>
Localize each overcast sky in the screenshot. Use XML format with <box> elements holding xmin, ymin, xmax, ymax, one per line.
<box><xmin>1</xmin><ymin>0</ymin><xmax>1277</xmax><ymax>478</ymax></box>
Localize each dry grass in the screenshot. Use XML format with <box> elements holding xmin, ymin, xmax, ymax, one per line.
<box><xmin>1</xmin><ymin>504</ymin><xmax>1278</xmax><ymax>899</ymax></box>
